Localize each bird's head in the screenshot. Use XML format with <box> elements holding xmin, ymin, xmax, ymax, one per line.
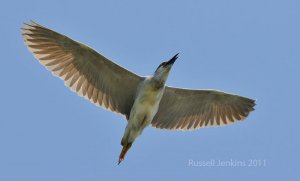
<box><xmin>153</xmin><ymin>53</ymin><xmax>178</xmax><ymax>83</ymax></box>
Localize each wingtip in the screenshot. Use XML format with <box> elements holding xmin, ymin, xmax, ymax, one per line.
<box><xmin>21</xmin><ymin>22</ymin><xmax>29</xmax><ymax>30</ymax></box>
<box><xmin>251</xmin><ymin>98</ymin><xmax>257</xmax><ymax>107</ymax></box>
<box><xmin>27</xmin><ymin>20</ymin><xmax>41</xmax><ymax>27</ymax></box>
<box><xmin>30</xmin><ymin>20</ymin><xmax>37</xmax><ymax>25</ymax></box>
<box><xmin>21</xmin><ymin>20</ymin><xmax>38</xmax><ymax>29</ymax></box>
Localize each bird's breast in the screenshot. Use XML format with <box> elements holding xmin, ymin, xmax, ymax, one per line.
<box><xmin>136</xmin><ymin>83</ymin><xmax>164</xmax><ymax>107</ymax></box>
<box><xmin>129</xmin><ymin>83</ymin><xmax>165</xmax><ymax>127</ymax></box>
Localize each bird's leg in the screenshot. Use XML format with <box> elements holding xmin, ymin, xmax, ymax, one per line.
<box><xmin>118</xmin><ymin>118</ymin><xmax>144</xmax><ymax>164</ymax></box>
<box><xmin>118</xmin><ymin>142</ymin><xmax>132</xmax><ymax>165</ymax></box>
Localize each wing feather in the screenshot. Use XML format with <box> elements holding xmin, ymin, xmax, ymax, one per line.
<box><xmin>22</xmin><ymin>21</ymin><xmax>143</xmax><ymax>119</ymax></box>
<box><xmin>152</xmin><ymin>86</ymin><xmax>255</xmax><ymax>130</ymax></box>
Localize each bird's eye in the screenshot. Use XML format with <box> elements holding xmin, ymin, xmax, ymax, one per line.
<box><xmin>156</xmin><ymin>62</ymin><xmax>167</xmax><ymax>72</ymax></box>
<box><xmin>161</xmin><ymin>62</ymin><xmax>167</xmax><ymax>67</ymax></box>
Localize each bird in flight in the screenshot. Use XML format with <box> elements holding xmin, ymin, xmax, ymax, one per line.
<box><xmin>22</xmin><ymin>21</ymin><xmax>255</xmax><ymax>164</ymax></box>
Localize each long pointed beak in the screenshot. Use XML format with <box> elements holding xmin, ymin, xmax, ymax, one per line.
<box><xmin>166</xmin><ymin>53</ymin><xmax>179</xmax><ymax>65</ymax></box>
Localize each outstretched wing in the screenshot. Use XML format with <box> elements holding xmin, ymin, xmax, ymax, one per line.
<box><xmin>22</xmin><ymin>21</ymin><xmax>143</xmax><ymax>119</ymax></box>
<box><xmin>152</xmin><ymin>86</ymin><xmax>255</xmax><ymax>130</ymax></box>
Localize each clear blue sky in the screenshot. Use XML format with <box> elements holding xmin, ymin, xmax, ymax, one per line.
<box><xmin>1</xmin><ymin>0</ymin><xmax>299</xmax><ymax>180</ymax></box>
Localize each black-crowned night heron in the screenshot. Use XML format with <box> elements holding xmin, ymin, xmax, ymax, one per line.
<box><xmin>22</xmin><ymin>21</ymin><xmax>256</xmax><ymax>164</ymax></box>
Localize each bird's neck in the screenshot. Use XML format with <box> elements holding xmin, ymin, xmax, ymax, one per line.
<box><xmin>153</xmin><ymin>71</ymin><xmax>169</xmax><ymax>84</ymax></box>
<box><xmin>150</xmin><ymin>76</ymin><xmax>166</xmax><ymax>90</ymax></box>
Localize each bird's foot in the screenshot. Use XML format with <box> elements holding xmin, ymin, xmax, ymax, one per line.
<box><xmin>117</xmin><ymin>142</ymin><xmax>132</xmax><ymax>165</ymax></box>
<box><xmin>118</xmin><ymin>158</ymin><xmax>124</xmax><ymax>165</ymax></box>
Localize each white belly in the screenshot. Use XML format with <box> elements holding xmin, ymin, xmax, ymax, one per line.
<box><xmin>129</xmin><ymin>85</ymin><xmax>164</xmax><ymax>128</ymax></box>
<box><xmin>122</xmin><ymin>78</ymin><xmax>165</xmax><ymax>143</ymax></box>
